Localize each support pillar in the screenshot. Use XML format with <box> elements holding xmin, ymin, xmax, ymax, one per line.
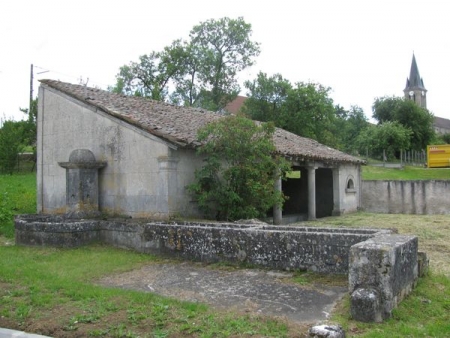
<box><xmin>332</xmin><ymin>168</ymin><xmax>343</xmax><ymax>216</ymax></box>
<box><xmin>273</xmin><ymin>175</ymin><xmax>282</xmax><ymax>225</ymax></box>
<box><xmin>307</xmin><ymin>165</ymin><xmax>317</xmax><ymax>220</ymax></box>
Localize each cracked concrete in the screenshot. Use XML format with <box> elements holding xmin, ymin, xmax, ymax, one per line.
<box><xmin>97</xmin><ymin>261</ymin><xmax>347</xmax><ymax>323</ymax></box>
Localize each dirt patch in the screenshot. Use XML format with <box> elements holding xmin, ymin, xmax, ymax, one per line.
<box><xmin>97</xmin><ymin>261</ymin><xmax>347</xmax><ymax>324</ymax></box>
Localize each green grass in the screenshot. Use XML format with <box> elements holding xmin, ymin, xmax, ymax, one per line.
<box><xmin>1</xmin><ymin>170</ymin><xmax>450</xmax><ymax>337</ymax></box>
<box><xmin>362</xmin><ymin>165</ymin><xmax>450</xmax><ymax>180</ymax></box>
<box><xmin>0</xmin><ymin>245</ymin><xmax>292</xmax><ymax>337</ymax></box>
<box><xmin>0</xmin><ymin>173</ymin><xmax>36</xmax><ymax>238</ymax></box>
<box><xmin>300</xmin><ymin>213</ymin><xmax>450</xmax><ymax>337</ymax></box>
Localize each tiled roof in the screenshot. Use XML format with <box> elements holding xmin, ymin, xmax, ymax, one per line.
<box><xmin>40</xmin><ymin>80</ymin><xmax>363</xmax><ymax>164</ymax></box>
<box><xmin>224</xmin><ymin>95</ymin><xmax>247</xmax><ymax>114</ymax></box>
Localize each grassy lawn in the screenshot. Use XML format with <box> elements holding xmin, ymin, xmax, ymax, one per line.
<box><xmin>1</xmin><ymin>173</ymin><xmax>450</xmax><ymax>337</ymax></box>
<box><xmin>362</xmin><ymin>165</ymin><xmax>450</xmax><ymax>180</ymax></box>
<box><xmin>0</xmin><ymin>173</ymin><xmax>36</xmax><ymax>238</ymax></box>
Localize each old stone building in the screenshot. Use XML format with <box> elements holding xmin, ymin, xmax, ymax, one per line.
<box><xmin>37</xmin><ymin>80</ymin><xmax>363</xmax><ymax>223</ymax></box>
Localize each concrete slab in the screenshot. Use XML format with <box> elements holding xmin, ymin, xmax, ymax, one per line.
<box><xmin>0</xmin><ymin>327</ymin><xmax>51</xmax><ymax>338</ymax></box>
<box><xmin>97</xmin><ymin>261</ymin><xmax>347</xmax><ymax>323</ymax></box>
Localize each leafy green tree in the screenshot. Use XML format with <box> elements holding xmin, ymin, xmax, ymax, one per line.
<box><xmin>242</xmin><ymin>72</ymin><xmax>291</xmax><ymax>122</ymax></box>
<box><xmin>372</xmin><ymin>96</ymin><xmax>435</xmax><ymax>150</ymax></box>
<box><xmin>0</xmin><ymin>117</ymin><xmax>25</xmax><ymax>174</ymax></box>
<box><xmin>243</xmin><ymin>74</ymin><xmax>338</xmax><ymax>147</ymax></box>
<box><xmin>334</xmin><ymin>105</ymin><xmax>369</xmax><ymax>154</ymax></box>
<box><xmin>19</xmin><ymin>98</ymin><xmax>38</xmax><ymax>149</ymax></box>
<box><xmin>113</xmin><ymin>17</ymin><xmax>260</xmax><ymax>111</ymax></box>
<box><xmin>282</xmin><ymin>82</ymin><xmax>337</xmax><ymax>146</ymax></box>
<box><xmin>356</xmin><ymin>121</ymin><xmax>411</xmax><ymax>160</ymax></box>
<box><xmin>441</xmin><ymin>133</ymin><xmax>450</xmax><ymax>144</ymax></box>
<box><xmin>187</xmin><ymin>116</ymin><xmax>290</xmax><ymax>221</ymax></box>
<box><xmin>189</xmin><ymin>17</ymin><xmax>260</xmax><ymax>110</ymax></box>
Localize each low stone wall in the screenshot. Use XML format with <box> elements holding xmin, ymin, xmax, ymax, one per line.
<box><xmin>15</xmin><ymin>215</ymin><xmax>422</xmax><ymax>322</ymax></box>
<box><xmin>362</xmin><ymin>180</ymin><xmax>450</xmax><ymax>214</ymax></box>
<box><xmin>15</xmin><ymin>216</ymin><xmax>390</xmax><ymax>274</ymax></box>
<box><xmin>349</xmin><ymin>234</ymin><xmax>419</xmax><ymax>322</ymax></box>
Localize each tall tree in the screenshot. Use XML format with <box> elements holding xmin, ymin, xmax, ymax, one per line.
<box><xmin>372</xmin><ymin>96</ymin><xmax>435</xmax><ymax>150</ymax></box>
<box><xmin>242</xmin><ymin>72</ymin><xmax>291</xmax><ymax>122</ymax></box>
<box><xmin>282</xmin><ymin>82</ymin><xmax>337</xmax><ymax>146</ymax></box>
<box><xmin>0</xmin><ymin>117</ymin><xmax>25</xmax><ymax>174</ymax></box>
<box><xmin>189</xmin><ymin>17</ymin><xmax>260</xmax><ymax>110</ymax></box>
<box><xmin>334</xmin><ymin>105</ymin><xmax>369</xmax><ymax>154</ymax></box>
<box><xmin>243</xmin><ymin>74</ymin><xmax>338</xmax><ymax>147</ymax></box>
<box><xmin>112</xmin><ymin>17</ymin><xmax>260</xmax><ymax>111</ymax></box>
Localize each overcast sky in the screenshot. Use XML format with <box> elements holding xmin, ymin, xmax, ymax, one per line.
<box><xmin>1</xmin><ymin>0</ymin><xmax>449</xmax><ymax>122</ymax></box>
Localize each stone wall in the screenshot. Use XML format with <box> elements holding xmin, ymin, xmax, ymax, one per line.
<box><xmin>362</xmin><ymin>180</ymin><xmax>450</xmax><ymax>214</ymax></box>
<box><xmin>15</xmin><ymin>216</ymin><xmax>391</xmax><ymax>274</ymax></box>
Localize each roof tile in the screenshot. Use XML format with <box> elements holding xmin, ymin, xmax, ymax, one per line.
<box><xmin>40</xmin><ymin>80</ymin><xmax>363</xmax><ymax>164</ymax></box>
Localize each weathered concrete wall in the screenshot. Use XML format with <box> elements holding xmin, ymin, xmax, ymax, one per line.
<box><xmin>349</xmin><ymin>234</ymin><xmax>418</xmax><ymax>322</ymax></box>
<box><xmin>332</xmin><ymin>164</ymin><xmax>361</xmax><ymax>216</ymax></box>
<box><xmin>37</xmin><ymin>85</ymin><xmax>203</xmax><ymax>219</ymax></box>
<box><xmin>15</xmin><ymin>216</ymin><xmax>391</xmax><ymax>274</ymax></box>
<box><xmin>362</xmin><ymin>180</ymin><xmax>450</xmax><ymax>214</ymax></box>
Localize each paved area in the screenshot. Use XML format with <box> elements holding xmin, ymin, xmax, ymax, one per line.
<box><xmin>97</xmin><ymin>261</ymin><xmax>347</xmax><ymax>323</ymax></box>
<box><xmin>0</xmin><ymin>327</ymin><xmax>51</xmax><ymax>338</ymax></box>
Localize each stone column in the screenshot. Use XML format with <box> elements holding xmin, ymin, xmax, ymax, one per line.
<box><xmin>332</xmin><ymin>168</ymin><xmax>343</xmax><ymax>216</ymax></box>
<box><xmin>58</xmin><ymin>149</ymin><xmax>106</xmax><ymax>218</ymax></box>
<box><xmin>273</xmin><ymin>175</ymin><xmax>282</xmax><ymax>225</ymax></box>
<box><xmin>307</xmin><ymin>165</ymin><xmax>317</xmax><ymax>220</ymax></box>
<box><xmin>158</xmin><ymin>156</ymin><xmax>179</xmax><ymax>217</ymax></box>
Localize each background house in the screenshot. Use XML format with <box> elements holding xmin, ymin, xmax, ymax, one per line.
<box><xmin>37</xmin><ymin>80</ymin><xmax>363</xmax><ymax>223</ymax></box>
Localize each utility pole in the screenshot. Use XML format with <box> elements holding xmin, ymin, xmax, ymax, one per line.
<box><xmin>30</xmin><ymin>64</ymin><xmax>34</xmax><ymax>112</ymax></box>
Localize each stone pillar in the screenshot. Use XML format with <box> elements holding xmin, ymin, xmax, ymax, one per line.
<box><xmin>307</xmin><ymin>165</ymin><xmax>317</xmax><ymax>220</ymax></box>
<box><xmin>158</xmin><ymin>156</ymin><xmax>179</xmax><ymax>216</ymax></box>
<box><xmin>332</xmin><ymin>168</ymin><xmax>343</xmax><ymax>216</ymax></box>
<box><xmin>58</xmin><ymin>149</ymin><xmax>106</xmax><ymax>218</ymax></box>
<box><xmin>273</xmin><ymin>175</ymin><xmax>282</xmax><ymax>225</ymax></box>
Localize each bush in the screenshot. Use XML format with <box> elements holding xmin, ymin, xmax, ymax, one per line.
<box><xmin>188</xmin><ymin>116</ymin><xmax>290</xmax><ymax>221</ymax></box>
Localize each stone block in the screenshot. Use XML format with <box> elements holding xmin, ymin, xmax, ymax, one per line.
<box><xmin>309</xmin><ymin>324</ymin><xmax>345</xmax><ymax>338</ymax></box>
<box><xmin>350</xmin><ymin>288</ymin><xmax>382</xmax><ymax>322</ymax></box>
<box><xmin>349</xmin><ymin>234</ymin><xmax>418</xmax><ymax>321</ymax></box>
<box><xmin>417</xmin><ymin>251</ymin><xmax>429</xmax><ymax>277</ymax></box>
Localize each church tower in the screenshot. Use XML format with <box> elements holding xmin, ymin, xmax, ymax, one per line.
<box><xmin>404</xmin><ymin>54</ymin><xmax>427</xmax><ymax>108</ymax></box>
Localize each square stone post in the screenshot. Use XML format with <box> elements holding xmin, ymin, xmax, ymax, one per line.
<box><xmin>273</xmin><ymin>175</ymin><xmax>282</xmax><ymax>225</ymax></box>
<box><xmin>307</xmin><ymin>165</ymin><xmax>317</xmax><ymax>220</ymax></box>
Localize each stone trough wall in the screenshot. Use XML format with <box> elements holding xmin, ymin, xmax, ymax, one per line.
<box><xmin>15</xmin><ymin>216</ymin><xmax>390</xmax><ymax>274</ymax></box>
<box><xmin>15</xmin><ymin>215</ymin><xmax>422</xmax><ymax>321</ymax></box>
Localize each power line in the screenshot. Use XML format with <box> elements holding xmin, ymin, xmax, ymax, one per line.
<box><xmin>33</xmin><ymin>65</ymin><xmax>111</xmax><ymax>89</ymax></box>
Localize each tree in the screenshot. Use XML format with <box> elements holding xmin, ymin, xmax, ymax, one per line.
<box><xmin>19</xmin><ymin>98</ymin><xmax>38</xmax><ymax>149</ymax></box>
<box><xmin>112</xmin><ymin>17</ymin><xmax>260</xmax><ymax>111</ymax></box>
<box><xmin>189</xmin><ymin>17</ymin><xmax>260</xmax><ymax>110</ymax></box>
<box><xmin>187</xmin><ymin>115</ymin><xmax>290</xmax><ymax>221</ymax></box>
<box><xmin>372</xmin><ymin>96</ymin><xmax>435</xmax><ymax>150</ymax></box>
<box><xmin>283</xmin><ymin>82</ymin><xmax>338</xmax><ymax>146</ymax></box>
<box><xmin>356</xmin><ymin>121</ymin><xmax>411</xmax><ymax>160</ymax></box>
<box><xmin>334</xmin><ymin>105</ymin><xmax>369</xmax><ymax>154</ymax></box>
<box><xmin>0</xmin><ymin>117</ymin><xmax>25</xmax><ymax>174</ymax></box>
<box><xmin>243</xmin><ymin>73</ymin><xmax>339</xmax><ymax>147</ymax></box>
<box><xmin>242</xmin><ymin>72</ymin><xmax>291</xmax><ymax>122</ymax></box>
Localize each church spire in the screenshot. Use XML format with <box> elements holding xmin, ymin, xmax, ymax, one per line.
<box><xmin>404</xmin><ymin>53</ymin><xmax>427</xmax><ymax>108</ymax></box>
